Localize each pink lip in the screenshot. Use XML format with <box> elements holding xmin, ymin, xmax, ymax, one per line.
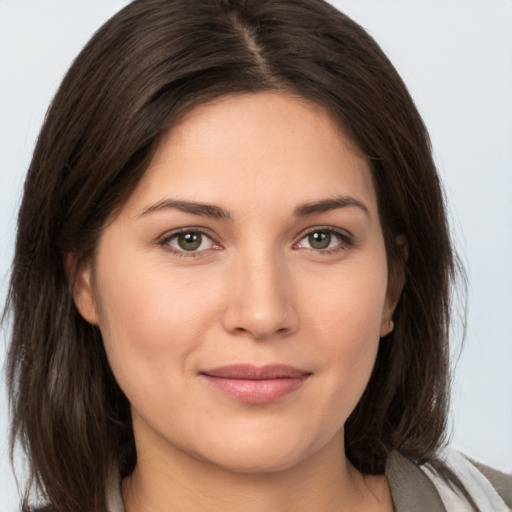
<box><xmin>200</xmin><ymin>364</ymin><xmax>311</xmax><ymax>404</ymax></box>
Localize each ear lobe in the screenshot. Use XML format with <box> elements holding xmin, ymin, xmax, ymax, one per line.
<box><xmin>380</xmin><ymin>235</ymin><xmax>408</xmax><ymax>337</ymax></box>
<box><xmin>379</xmin><ymin>280</ymin><xmax>403</xmax><ymax>338</ymax></box>
<box><xmin>65</xmin><ymin>254</ymin><xmax>99</xmax><ymax>325</ymax></box>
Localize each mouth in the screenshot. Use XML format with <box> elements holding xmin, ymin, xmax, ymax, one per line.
<box><xmin>199</xmin><ymin>364</ymin><xmax>311</xmax><ymax>404</ymax></box>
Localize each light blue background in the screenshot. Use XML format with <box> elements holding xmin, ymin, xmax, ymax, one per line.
<box><xmin>1</xmin><ymin>1</ymin><xmax>511</xmax><ymax>510</ymax></box>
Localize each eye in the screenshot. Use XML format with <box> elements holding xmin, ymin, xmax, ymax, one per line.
<box><xmin>295</xmin><ymin>228</ymin><xmax>350</xmax><ymax>252</ymax></box>
<box><xmin>163</xmin><ymin>230</ymin><xmax>217</xmax><ymax>253</ymax></box>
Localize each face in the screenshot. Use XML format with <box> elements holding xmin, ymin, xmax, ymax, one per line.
<box><xmin>74</xmin><ymin>92</ymin><xmax>398</xmax><ymax>474</ymax></box>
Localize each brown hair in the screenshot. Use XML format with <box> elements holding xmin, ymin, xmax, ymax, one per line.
<box><xmin>5</xmin><ymin>0</ymin><xmax>460</xmax><ymax>510</ymax></box>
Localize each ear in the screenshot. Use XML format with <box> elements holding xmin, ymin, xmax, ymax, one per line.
<box><xmin>380</xmin><ymin>235</ymin><xmax>407</xmax><ymax>337</ymax></box>
<box><xmin>64</xmin><ymin>253</ymin><xmax>99</xmax><ymax>325</ymax></box>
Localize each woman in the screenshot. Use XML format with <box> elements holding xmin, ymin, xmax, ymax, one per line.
<box><xmin>4</xmin><ymin>0</ymin><xmax>511</xmax><ymax>511</ymax></box>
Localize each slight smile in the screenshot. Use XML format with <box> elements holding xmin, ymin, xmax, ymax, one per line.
<box><xmin>199</xmin><ymin>364</ymin><xmax>312</xmax><ymax>404</ymax></box>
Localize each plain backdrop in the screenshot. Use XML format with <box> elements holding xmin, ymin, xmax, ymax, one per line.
<box><xmin>1</xmin><ymin>1</ymin><xmax>511</xmax><ymax>510</ymax></box>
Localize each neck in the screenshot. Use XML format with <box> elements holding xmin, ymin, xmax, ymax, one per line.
<box><xmin>121</xmin><ymin>431</ymin><xmax>393</xmax><ymax>512</ymax></box>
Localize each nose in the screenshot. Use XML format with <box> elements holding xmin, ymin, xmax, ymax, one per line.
<box><xmin>221</xmin><ymin>251</ymin><xmax>298</xmax><ymax>341</ymax></box>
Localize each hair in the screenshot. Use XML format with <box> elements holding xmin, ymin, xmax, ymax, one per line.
<box><xmin>5</xmin><ymin>0</ymin><xmax>463</xmax><ymax>510</ymax></box>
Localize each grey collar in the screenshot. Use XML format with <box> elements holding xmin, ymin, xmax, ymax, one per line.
<box><xmin>386</xmin><ymin>450</ymin><xmax>446</xmax><ymax>512</ymax></box>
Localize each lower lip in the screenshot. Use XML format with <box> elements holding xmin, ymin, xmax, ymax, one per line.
<box><xmin>201</xmin><ymin>375</ymin><xmax>307</xmax><ymax>404</ymax></box>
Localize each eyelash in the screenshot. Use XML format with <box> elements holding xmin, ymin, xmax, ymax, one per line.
<box><xmin>158</xmin><ymin>228</ymin><xmax>219</xmax><ymax>258</ymax></box>
<box><xmin>158</xmin><ymin>227</ymin><xmax>353</xmax><ymax>258</ymax></box>
<box><xmin>294</xmin><ymin>227</ymin><xmax>353</xmax><ymax>256</ymax></box>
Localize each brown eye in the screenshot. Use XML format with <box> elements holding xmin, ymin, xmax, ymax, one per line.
<box><xmin>177</xmin><ymin>232</ymin><xmax>202</xmax><ymax>251</ymax></box>
<box><xmin>165</xmin><ymin>230</ymin><xmax>215</xmax><ymax>253</ymax></box>
<box><xmin>295</xmin><ymin>228</ymin><xmax>350</xmax><ymax>253</ymax></box>
<box><xmin>308</xmin><ymin>231</ymin><xmax>332</xmax><ymax>250</ymax></box>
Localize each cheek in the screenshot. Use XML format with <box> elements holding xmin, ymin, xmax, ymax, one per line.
<box><xmin>298</xmin><ymin>257</ymin><xmax>388</xmax><ymax>408</ymax></box>
<box><xmin>92</xmin><ymin>241</ymin><xmax>221</xmax><ymax>398</ymax></box>
<box><xmin>301</xmin><ymin>256</ymin><xmax>388</xmax><ymax>342</ymax></box>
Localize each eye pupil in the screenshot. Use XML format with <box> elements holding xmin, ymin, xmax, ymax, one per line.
<box><xmin>178</xmin><ymin>232</ymin><xmax>202</xmax><ymax>251</ymax></box>
<box><xmin>308</xmin><ymin>231</ymin><xmax>331</xmax><ymax>249</ymax></box>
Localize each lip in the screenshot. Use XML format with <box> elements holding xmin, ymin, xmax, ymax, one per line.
<box><xmin>199</xmin><ymin>364</ymin><xmax>311</xmax><ymax>404</ymax></box>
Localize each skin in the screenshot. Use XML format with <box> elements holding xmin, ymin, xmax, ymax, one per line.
<box><xmin>74</xmin><ymin>92</ymin><xmax>399</xmax><ymax>512</ymax></box>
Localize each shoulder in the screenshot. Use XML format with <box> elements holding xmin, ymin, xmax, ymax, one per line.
<box><xmin>387</xmin><ymin>448</ymin><xmax>512</xmax><ymax>512</ymax></box>
<box><xmin>468</xmin><ymin>457</ymin><xmax>512</xmax><ymax>509</ymax></box>
<box><xmin>433</xmin><ymin>449</ymin><xmax>512</xmax><ymax>511</ymax></box>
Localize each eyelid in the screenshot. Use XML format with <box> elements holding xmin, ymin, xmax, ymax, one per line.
<box><xmin>293</xmin><ymin>226</ymin><xmax>353</xmax><ymax>251</ymax></box>
<box><xmin>158</xmin><ymin>227</ymin><xmax>222</xmax><ymax>256</ymax></box>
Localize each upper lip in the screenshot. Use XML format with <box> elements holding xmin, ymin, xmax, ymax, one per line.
<box><xmin>200</xmin><ymin>364</ymin><xmax>310</xmax><ymax>380</ymax></box>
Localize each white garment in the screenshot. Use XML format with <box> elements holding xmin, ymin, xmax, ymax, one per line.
<box><xmin>422</xmin><ymin>449</ymin><xmax>510</xmax><ymax>511</ymax></box>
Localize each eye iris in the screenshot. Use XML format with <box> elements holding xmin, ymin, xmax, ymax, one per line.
<box><xmin>177</xmin><ymin>232</ymin><xmax>202</xmax><ymax>251</ymax></box>
<box><xmin>308</xmin><ymin>231</ymin><xmax>331</xmax><ymax>249</ymax></box>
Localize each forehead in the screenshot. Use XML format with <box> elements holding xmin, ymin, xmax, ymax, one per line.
<box><xmin>125</xmin><ymin>92</ymin><xmax>377</xmax><ymax>219</ymax></box>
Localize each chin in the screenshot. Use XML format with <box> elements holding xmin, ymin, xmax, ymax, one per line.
<box><xmin>198</xmin><ymin>445</ymin><xmax>308</xmax><ymax>474</ymax></box>
<box><xmin>187</xmin><ymin>425</ymin><xmax>336</xmax><ymax>475</ymax></box>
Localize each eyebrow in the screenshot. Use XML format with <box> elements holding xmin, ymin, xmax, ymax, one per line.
<box><xmin>294</xmin><ymin>196</ymin><xmax>371</xmax><ymax>219</ymax></box>
<box><xmin>138</xmin><ymin>195</ymin><xmax>370</xmax><ymax>221</ymax></box>
<box><xmin>138</xmin><ymin>199</ymin><xmax>231</xmax><ymax>220</ymax></box>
